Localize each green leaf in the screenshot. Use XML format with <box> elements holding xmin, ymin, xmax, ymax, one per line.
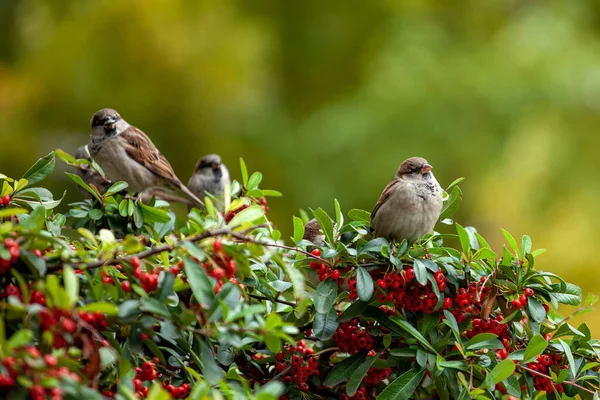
<box><xmin>488</xmin><ymin>359</ymin><xmax>515</xmax><ymax>385</ymax></box>
<box><xmin>314</xmin><ymin>278</ymin><xmax>338</xmax><ymax>314</ymax></box>
<box><xmin>146</xmin><ymin>383</ymin><xmax>171</xmax><ymax>400</ymax></box>
<box><xmin>239</xmin><ymin>158</ymin><xmax>248</xmax><ymax>186</ymax></box>
<box><xmin>443</xmin><ymin>310</ymin><xmax>461</xmax><ymax>342</ymax></box>
<box><xmin>22</xmin><ymin>152</ymin><xmax>55</xmax><ymax>187</ymax></box>
<box><xmin>139</xmin><ymin>202</ymin><xmax>171</xmax><ymax>223</ymax></box>
<box><xmin>80</xmin><ymin>302</ymin><xmax>119</xmax><ymax>316</ymax></box>
<box><xmin>334</xmin><ymin>199</ymin><xmax>343</xmax><ymax>228</ymax></box>
<box><xmin>313</xmin><ymin>208</ymin><xmax>335</xmax><ymax>245</ymax></box>
<box><xmin>527</xmin><ymin>298</ymin><xmax>546</xmax><ymax>323</ymax></box>
<box><xmin>501</xmin><ymin>229</ymin><xmax>520</xmax><ymax>259</ymax></box>
<box><xmin>356</xmin><ymin>266</ymin><xmax>374</xmax><ymax>302</ymax></box>
<box><xmin>466</xmin><ymin>333</ymin><xmax>503</xmax><ymax>351</ymax></box>
<box><xmin>7</xmin><ymin>329</ymin><xmax>33</xmax><ymax>352</ymax></box>
<box><xmin>0</xmin><ymin>207</ymin><xmax>28</xmax><ymax>218</ymax></box>
<box><xmin>413</xmin><ymin>259</ymin><xmax>429</xmax><ymax>286</ymax></box>
<box><xmin>348</xmin><ymin>209</ymin><xmax>371</xmax><ymax>223</ymax></box>
<box><xmin>338</xmin><ymin>301</ymin><xmax>369</xmax><ymax>323</ymax></box>
<box><xmin>440</xmin><ymin>186</ymin><xmax>462</xmax><ymax>220</ymax></box>
<box><xmin>140</xmin><ymin>297</ymin><xmax>170</xmax><ymax>318</ymax></box>
<box><xmin>293</xmin><ymin>216</ymin><xmax>305</xmax><ymax>243</ymax></box>
<box><xmin>183</xmin><ymin>258</ymin><xmax>215</xmax><ymax>309</ymax></box>
<box><xmin>313</xmin><ymin>308</ymin><xmax>338</xmax><ymax>341</ymax></box>
<box><xmin>390</xmin><ymin>317</ymin><xmax>438</xmax><ymax>354</ymax></box>
<box><xmin>324</xmin><ymin>352</ymin><xmax>367</xmax><ymax>387</ymax></box>
<box><xmin>105</xmin><ymin>181</ymin><xmax>128</xmax><ymax>196</ymax></box>
<box><xmin>558</xmin><ymin>338</ymin><xmax>576</xmax><ymax>375</ymax></box>
<box><xmin>377</xmin><ymin>368</ymin><xmax>426</xmax><ymax>400</ymax></box>
<box><xmin>550</xmin><ymin>283</ymin><xmax>583</xmax><ymax>306</ymax></box>
<box><xmin>523</xmin><ymin>334</ymin><xmax>548</xmax><ymax>363</ymax></box>
<box><xmin>227</xmin><ymin>205</ymin><xmax>265</xmax><ymax>228</ymax></box>
<box><xmin>66</xmin><ymin>173</ymin><xmax>102</xmax><ymax>202</ymax></box>
<box><xmin>455</xmin><ymin>223</ymin><xmax>470</xmax><ymax>255</ymax></box>
<box><xmin>247</xmin><ymin>172</ymin><xmax>263</xmax><ymax>190</ymax></box>
<box><xmin>200</xmin><ymin>340</ymin><xmax>225</xmax><ymax>385</ymax></box>
<box><xmin>346</xmin><ymin>353</ymin><xmax>380</xmax><ymax>396</ymax></box>
<box><xmin>521</xmin><ymin>235</ymin><xmax>532</xmax><ymax>256</ymax></box>
<box><xmin>63</xmin><ymin>266</ymin><xmax>78</xmax><ymax>308</ymax></box>
<box><xmin>21</xmin><ymin>250</ymin><xmax>47</xmax><ymax>276</ymax></box>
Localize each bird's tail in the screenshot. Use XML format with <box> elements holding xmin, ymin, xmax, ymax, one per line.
<box><xmin>176</xmin><ymin>182</ymin><xmax>205</xmax><ymax>209</ymax></box>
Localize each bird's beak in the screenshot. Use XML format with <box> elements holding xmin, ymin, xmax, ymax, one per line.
<box><xmin>421</xmin><ymin>164</ymin><xmax>433</xmax><ymax>174</ymax></box>
<box><xmin>104</xmin><ymin>117</ymin><xmax>117</xmax><ymax>131</ymax></box>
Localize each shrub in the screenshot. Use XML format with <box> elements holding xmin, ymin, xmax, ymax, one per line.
<box><xmin>0</xmin><ymin>152</ymin><xmax>598</xmax><ymax>400</ymax></box>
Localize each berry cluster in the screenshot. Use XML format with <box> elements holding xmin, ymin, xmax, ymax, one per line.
<box><xmin>527</xmin><ymin>353</ymin><xmax>566</xmax><ymax>393</ymax></box>
<box><xmin>78</xmin><ymin>310</ymin><xmax>109</xmax><ymax>331</ymax></box>
<box><xmin>464</xmin><ymin>317</ymin><xmax>511</xmax><ymax>358</ymax></box>
<box><xmin>308</xmin><ymin>249</ymin><xmax>344</xmax><ymax>286</ymax></box>
<box><xmin>198</xmin><ymin>239</ymin><xmax>237</xmax><ymax>293</ymax></box>
<box><xmin>332</xmin><ymin>319</ymin><xmax>375</xmax><ymax>354</ymax></box>
<box><xmin>0</xmin><ymin>195</ymin><xmax>10</xmax><ymax>207</ymax></box>
<box><xmin>511</xmin><ymin>287</ymin><xmax>535</xmax><ymax>309</ymax></box>
<box><xmin>0</xmin><ymin>238</ymin><xmax>20</xmax><ymax>273</ymax></box>
<box><xmin>129</xmin><ymin>361</ymin><xmax>191</xmax><ymax>399</ymax></box>
<box><xmin>363</xmin><ymin>367</ymin><xmax>391</xmax><ymax>385</ymax></box>
<box><xmin>131</xmin><ymin>257</ymin><xmax>159</xmax><ymax>293</ymax></box>
<box><xmin>450</xmin><ymin>280</ymin><xmax>492</xmax><ymax>323</ymax></box>
<box><xmin>339</xmin><ymin>387</ymin><xmax>368</xmax><ymax>400</ymax></box>
<box><xmin>1</xmin><ymin>348</ymin><xmax>78</xmax><ymax>400</ymax></box>
<box><xmin>274</xmin><ymin>341</ymin><xmax>318</xmax><ymax>392</ymax></box>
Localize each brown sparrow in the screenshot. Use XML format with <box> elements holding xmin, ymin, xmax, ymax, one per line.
<box><xmin>74</xmin><ymin>145</ymin><xmax>111</xmax><ymax>196</ymax></box>
<box><xmin>188</xmin><ymin>154</ymin><xmax>230</xmax><ymax>207</ymax></box>
<box><xmin>88</xmin><ymin>109</ymin><xmax>204</xmax><ymax>208</ymax></box>
<box><xmin>370</xmin><ymin>157</ymin><xmax>443</xmax><ymax>244</ymax></box>
<box><xmin>303</xmin><ymin>218</ymin><xmax>325</xmax><ymax>247</ymax></box>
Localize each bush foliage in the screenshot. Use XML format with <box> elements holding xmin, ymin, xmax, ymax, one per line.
<box><xmin>0</xmin><ymin>152</ymin><xmax>599</xmax><ymax>400</ymax></box>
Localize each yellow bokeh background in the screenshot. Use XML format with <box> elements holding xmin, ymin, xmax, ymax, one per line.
<box><xmin>1</xmin><ymin>1</ymin><xmax>599</xmax><ymax>331</ymax></box>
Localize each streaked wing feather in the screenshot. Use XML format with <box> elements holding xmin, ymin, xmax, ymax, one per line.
<box><xmin>121</xmin><ymin>127</ymin><xmax>182</xmax><ymax>187</ymax></box>
<box><xmin>370</xmin><ymin>178</ymin><xmax>400</xmax><ymax>227</ymax></box>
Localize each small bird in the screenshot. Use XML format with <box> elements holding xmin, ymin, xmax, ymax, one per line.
<box><xmin>74</xmin><ymin>145</ymin><xmax>111</xmax><ymax>195</ymax></box>
<box><xmin>370</xmin><ymin>157</ymin><xmax>443</xmax><ymax>244</ymax></box>
<box><xmin>188</xmin><ymin>154</ymin><xmax>230</xmax><ymax>207</ymax></box>
<box><xmin>303</xmin><ymin>218</ymin><xmax>325</xmax><ymax>247</ymax></box>
<box><xmin>88</xmin><ymin>108</ymin><xmax>204</xmax><ymax>208</ymax></box>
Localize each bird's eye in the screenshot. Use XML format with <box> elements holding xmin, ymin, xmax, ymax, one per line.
<box><xmin>411</xmin><ymin>167</ymin><xmax>419</xmax><ymax>173</ymax></box>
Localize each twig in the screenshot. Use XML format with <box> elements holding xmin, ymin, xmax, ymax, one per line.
<box><xmin>517</xmin><ymin>365</ymin><xmax>595</xmax><ymax>395</ymax></box>
<box><xmin>270</xmin><ymin>365</ymin><xmax>292</xmax><ymax>383</ymax></box>
<box><xmin>313</xmin><ymin>347</ymin><xmax>339</xmax><ymax>357</ymax></box>
<box><xmin>248</xmin><ymin>294</ymin><xmax>296</xmax><ymax>308</ymax></box>
<box><xmin>46</xmin><ymin>225</ymin><xmax>266</xmax><ymax>272</ymax></box>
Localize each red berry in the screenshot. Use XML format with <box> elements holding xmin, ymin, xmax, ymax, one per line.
<box><xmin>62</xmin><ymin>318</ymin><xmax>77</xmax><ymax>333</ymax></box>
<box><xmin>44</xmin><ymin>354</ymin><xmax>58</xmax><ymax>367</ymax></box>
<box><xmin>511</xmin><ymin>299</ymin><xmax>522</xmax><ymax>309</ymax></box>
<box><xmin>330</xmin><ymin>270</ymin><xmax>340</xmax><ymax>280</ymax></box>
<box><xmin>311</xmin><ymin>249</ymin><xmax>321</xmax><ymax>257</ymax></box>
<box><xmin>213</xmin><ymin>239</ymin><xmax>223</xmax><ymax>252</ymax></box>
<box><xmin>542</xmin><ymin>303</ymin><xmax>550</xmax><ymax>313</ymax></box>
<box><xmin>524</xmin><ymin>288</ymin><xmax>534</xmax><ymax>297</ymax></box>
<box><xmin>443</xmin><ymin>297</ymin><xmax>453</xmax><ymax>308</ymax></box>
<box><xmin>131</xmin><ymin>256</ymin><xmax>141</xmax><ymax>269</ymax></box>
<box><xmin>519</xmin><ymin>295</ymin><xmax>527</xmax><ymax>306</ymax></box>
<box><xmin>1</xmin><ymin>195</ymin><xmax>10</xmax><ymax>206</ymax></box>
<box><xmin>121</xmin><ymin>281</ymin><xmax>131</xmax><ymax>292</ymax></box>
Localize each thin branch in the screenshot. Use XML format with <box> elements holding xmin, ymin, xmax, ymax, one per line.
<box><xmin>248</xmin><ymin>294</ymin><xmax>296</xmax><ymax>308</ymax></box>
<box><xmin>46</xmin><ymin>225</ymin><xmax>266</xmax><ymax>272</ymax></box>
<box><xmin>517</xmin><ymin>365</ymin><xmax>595</xmax><ymax>395</ymax></box>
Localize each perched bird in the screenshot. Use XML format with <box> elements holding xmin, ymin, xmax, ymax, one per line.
<box><xmin>88</xmin><ymin>108</ymin><xmax>204</xmax><ymax>208</ymax></box>
<box><xmin>188</xmin><ymin>154</ymin><xmax>230</xmax><ymax>207</ymax></box>
<box><xmin>303</xmin><ymin>218</ymin><xmax>325</xmax><ymax>247</ymax></box>
<box><xmin>370</xmin><ymin>157</ymin><xmax>443</xmax><ymax>244</ymax></box>
<box><xmin>74</xmin><ymin>145</ymin><xmax>111</xmax><ymax>195</ymax></box>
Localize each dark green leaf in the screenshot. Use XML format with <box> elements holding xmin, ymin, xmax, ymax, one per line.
<box><xmin>346</xmin><ymin>353</ymin><xmax>380</xmax><ymax>396</ymax></box>
<box><xmin>527</xmin><ymin>298</ymin><xmax>546</xmax><ymax>323</ymax></box>
<box><xmin>323</xmin><ymin>351</ymin><xmax>367</xmax><ymax>387</ymax></box>
<box><xmin>377</xmin><ymin>368</ymin><xmax>426</xmax><ymax>400</ymax></box>
<box><xmin>199</xmin><ymin>340</ymin><xmax>225</xmax><ymax>385</ymax></box>
<box><xmin>413</xmin><ymin>259</ymin><xmax>429</xmax><ymax>286</ymax></box>
<box><xmin>338</xmin><ymin>301</ymin><xmax>369</xmax><ymax>323</ymax></box>
<box><xmin>356</xmin><ymin>266</ymin><xmax>374</xmax><ymax>302</ymax></box>
<box><xmin>183</xmin><ymin>258</ymin><xmax>215</xmax><ymax>309</ymax></box>
<box><xmin>523</xmin><ymin>334</ymin><xmax>548</xmax><ymax>363</ymax></box>
<box><xmin>22</xmin><ymin>152</ymin><xmax>55</xmax><ymax>187</ymax></box>
<box><xmin>313</xmin><ymin>208</ymin><xmax>335</xmax><ymax>245</ymax></box>
<box><xmin>313</xmin><ymin>308</ymin><xmax>338</xmax><ymax>341</ymax></box>
<box><xmin>140</xmin><ymin>297</ymin><xmax>170</xmax><ymax>318</ymax></box>
<box><xmin>390</xmin><ymin>317</ymin><xmax>437</xmax><ymax>354</ymax></box>
<box><xmin>314</xmin><ymin>278</ymin><xmax>338</xmax><ymax>314</ymax></box>
<box><xmin>65</xmin><ymin>173</ymin><xmax>102</xmax><ymax>202</ymax></box>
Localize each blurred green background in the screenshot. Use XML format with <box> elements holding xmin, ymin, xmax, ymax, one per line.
<box><xmin>1</xmin><ymin>1</ymin><xmax>599</xmax><ymax>331</ymax></box>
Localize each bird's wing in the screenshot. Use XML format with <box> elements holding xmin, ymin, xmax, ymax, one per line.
<box><xmin>121</xmin><ymin>126</ymin><xmax>182</xmax><ymax>187</ymax></box>
<box><xmin>370</xmin><ymin>178</ymin><xmax>401</xmax><ymax>229</ymax></box>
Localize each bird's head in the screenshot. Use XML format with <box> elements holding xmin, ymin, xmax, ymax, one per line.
<box><xmin>194</xmin><ymin>154</ymin><xmax>225</xmax><ymax>179</ymax></box>
<box><xmin>90</xmin><ymin>108</ymin><xmax>124</xmax><ymax>138</ymax></box>
<box><xmin>397</xmin><ymin>157</ymin><xmax>434</xmax><ymax>180</ymax></box>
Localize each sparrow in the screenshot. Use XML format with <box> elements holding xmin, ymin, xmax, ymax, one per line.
<box><xmin>370</xmin><ymin>157</ymin><xmax>443</xmax><ymax>244</ymax></box>
<box><xmin>187</xmin><ymin>154</ymin><xmax>230</xmax><ymax>207</ymax></box>
<box><xmin>303</xmin><ymin>218</ymin><xmax>325</xmax><ymax>247</ymax></box>
<box><xmin>88</xmin><ymin>108</ymin><xmax>204</xmax><ymax>208</ymax></box>
<box><xmin>74</xmin><ymin>145</ymin><xmax>111</xmax><ymax>196</ymax></box>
